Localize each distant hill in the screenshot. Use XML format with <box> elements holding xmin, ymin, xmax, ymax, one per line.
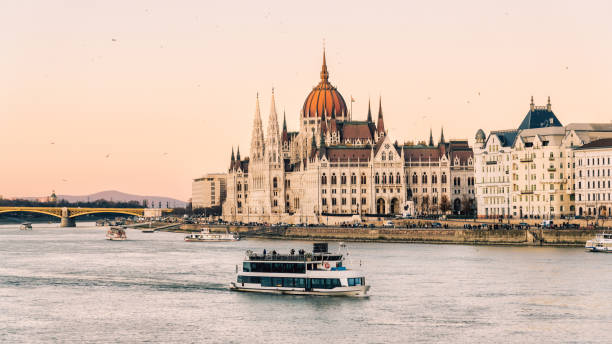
<box><xmin>57</xmin><ymin>190</ymin><xmax>186</xmax><ymax>208</ymax></box>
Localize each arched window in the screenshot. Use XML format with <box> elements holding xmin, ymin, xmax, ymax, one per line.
<box><xmin>389</xmin><ymin>153</ymin><xmax>393</xmax><ymax>161</ymax></box>
<box><xmin>331</xmin><ymin>173</ymin><xmax>337</xmax><ymax>185</ymax></box>
<box><xmin>351</xmin><ymin>173</ymin><xmax>357</xmax><ymax>184</ymax></box>
<box><xmin>375</xmin><ymin>173</ymin><xmax>380</xmax><ymax>184</ymax></box>
<box><xmin>321</xmin><ymin>173</ymin><xmax>327</xmax><ymax>185</ymax></box>
<box><xmin>341</xmin><ymin>173</ymin><xmax>347</xmax><ymax>185</ymax></box>
<box><xmin>441</xmin><ymin>173</ymin><xmax>447</xmax><ymax>184</ymax></box>
<box><xmin>422</xmin><ymin>173</ymin><xmax>428</xmax><ymax>184</ymax></box>
<box><xmin>396</xmin><ymin>173</ymin><xmax>401</xmax><ymax>184</ymax></box>
<box><xmin>273</xmin><ymin>177</ymin><xmax>278</xmax><ymax>189</ymax></box>
<box><xmin>382</xmin><ymin>173</ymin><xmax>387</xmax><ymax>184</ymax></box>
<box><xmin>237</xmin><ymin>182</ymin><xmax>242</xmax><ymax>191</ymax></box>
<box><xmin>387</xmin><ymin>172</ymin><xmax>393</xmax><ymax>184</ymax></box>
<box><xmin>432</xmin><ymin>174</ymin><xmax>437</xmax><ymax>184</ymax></box>
<box><xmin>412</xmin><ymin>173</ymin><xmax>418</xmax><ymax>184</ymax></box>
<box><xmin>457</xmin><ymin>177</ymin><xmax>461</xmax><ymax>186</ymax></box>
<box><xmin>361</xmin><ymin>173</ymin><xmax>367</xmax><ymax>184</ymax></box>
<box><xmin>382</xmin><ymin>153</ymin><xmax>386</xmax><ymax>161</ymax></box>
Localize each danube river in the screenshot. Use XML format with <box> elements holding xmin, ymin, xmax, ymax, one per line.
<box><xmin>1</xmin><ymin>223</ymin><xmax>610</xmax><ymax>343</ymax></box>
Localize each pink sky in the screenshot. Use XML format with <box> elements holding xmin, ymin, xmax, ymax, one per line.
<box><xmin>1</xmin><ymin>0</ymin><xmax>611</xmax><ymax>201</ymax></box>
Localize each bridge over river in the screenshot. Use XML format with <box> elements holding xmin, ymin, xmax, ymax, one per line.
<box><xmin>0</xmin><ymin>207</ymin><xmax>172</xmax><ymax>227</ymax></box>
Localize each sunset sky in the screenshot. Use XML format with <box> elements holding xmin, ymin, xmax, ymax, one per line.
<box><xmin>1</xmin><ymin>0</ymin><xmax>611</xmax><ymax>201</ymax></box>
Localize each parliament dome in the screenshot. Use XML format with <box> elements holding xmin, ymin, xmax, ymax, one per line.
<box><xmin>302</xmin><ymin>51</ymin><xmax>348</xmax><ymax>119</ymax></box>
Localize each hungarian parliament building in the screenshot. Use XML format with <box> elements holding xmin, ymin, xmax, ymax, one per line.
<box><xmin>222</xmin><ymin>51</ymin><xmax>475</xmax><ymax>224</ymax></box>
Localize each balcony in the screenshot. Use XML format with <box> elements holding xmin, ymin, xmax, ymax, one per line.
<box><xmin>520</xmin><ymin>157</ymin><xmax>533</xmax><ymax>163</ymax></box>
<box><xmin>547</xmin><ymin>167</ymin><xmax>556</xmax><ymax>172</ymax></box>
<box><xmin>549</xmin><ymin>156</ymin><xmax>555</xmax><ymax>161</ymax></box>
<box><xmin>521</xmin><ymin>190</ymin><xmax>534</xmax><ymax>195</ymax></box>
<box><xmin>486</xmin><ymin>160</ymin><xmax>497</xmax><ymax>165</ymax></box>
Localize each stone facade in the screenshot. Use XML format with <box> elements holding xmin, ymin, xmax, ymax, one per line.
<box><xmin>222</xmin><ymin>52</ymin><xmax>475</xmax><ymax>224</ymax></box>
<box><xmin>474</xmin><ymin>98</ymin><xmax>612</xmax><ymax>219</ymax></box>
<box><xmin>574</xmin><ymin>139</ymin><xmax>612</xmax><ymax>218</ymax></box>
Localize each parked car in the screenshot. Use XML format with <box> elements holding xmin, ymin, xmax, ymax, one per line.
<box><xmin>431</xmin><ymin>222</ymin><xmax>442</xmax><ymax>228</ymax></box>
<box><xmin>383</xmin><ymin>220</ymin><xmax>394</xmax><ymax>228</ymax></box>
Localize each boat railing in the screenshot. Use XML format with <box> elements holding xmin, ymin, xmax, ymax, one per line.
<box><xmin>246</xmin><ymin>253</ymin><xmax>343</xmax><ymax>262</ymax></box>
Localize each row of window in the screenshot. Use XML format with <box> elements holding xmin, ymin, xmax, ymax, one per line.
<box><xmin>322</xmin><ymin>198</ymin><xmax>366</xmax><ymax>206</ymax></box>
<box><xmin>321</xmin><ymin>173</ymin><xmax>367</xmax><ymax>185</ymax></box>
<box><xmin>243</xmin><ymin>262</ymin><xmax>307</xmax><ymax>274</ymax></box>
<box><xmin>578</xmin><ymin>181</ymin><xmax>612</xmax><ymax>189</ymax></box>
<box><xmin>236</xmin><ymin>276</ymin><xmax>364</xmax><ymax>289</ymax></box>
<box><xmin>579</xmin><ymin>169</ymin><xmax>612</xmax><ymax>178</ymax></box>
<box><xmin>579</xmin><ymin>157</ymin><xmax>612</xmax><ymax>166</ymax></box>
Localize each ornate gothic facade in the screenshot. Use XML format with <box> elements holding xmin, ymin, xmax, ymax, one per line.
<box><xmin>222</xmin><ymin>51</ymin><xmax>475</xmax><ymax>224</ymax></box>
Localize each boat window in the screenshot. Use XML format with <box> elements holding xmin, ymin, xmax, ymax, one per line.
<box><xmin>272</xmin><ymin>278</ymin><xmax>283</xmax><ymax>287</ymax></box>
<box><xmin>261</xmin><ymin>277</ymin><xmax>272</xmax><ymax>287</ymax></box>
<box><xmin>348</xmin><ymin>278</ymin><xmax>364</xmax><ymax>286</ymax></box>
<box><xmin>237</xmin><ymin>275</ymin><xmax>260</xmax><ymax>284</ymax></box>
<box><xmin>243</xmin><ymin>262</ymin><xmax>251</xmax><ymax>272</ymax></box>
<box><xmin>310</xmin><ymin>278</ymin><xmax>340</xmax><ymax>289</ymax></box>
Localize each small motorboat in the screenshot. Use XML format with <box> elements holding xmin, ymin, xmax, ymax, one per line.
<box><xmin>106</xmin><ymin>227</ymin><xmax>127</xmax><ymax>241</ymax></box>
<box><xmin>19</xmin><ymin>223</ymin><xmax>33</xmax><ymax>230</ymax></box>
<box><xmin>184</xmin><ymin>228</ymin><xmax>239</xmax><ymax>242</ymax></box>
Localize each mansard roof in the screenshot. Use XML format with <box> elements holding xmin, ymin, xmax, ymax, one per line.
<box><xmin>402</xmin><ymin>145</ymin><xmax>442</xmax><ymax>161</ymax></box>
<box><xmin>518</xmin><ymin>108</ymin><xmax>562</xmax><ymax>130</ymax></box>
<box><xmin>338</xmin><ymin>121</ymin><xmax>376</xmax><ymax>141</ymax></box>
<box><xmin>576</xmin><ymin>138</ymin><xmax>612</xmax><ymax>150</ymax></box>
<box><xmin>490</xmin><ymin>130</ymin><xmax>518</xmax><ymax>147</ymax></box>
<box><xmin>326</xmin><ymin>146</ymin><xmax>371</xmax><ymax>162</ymax></box>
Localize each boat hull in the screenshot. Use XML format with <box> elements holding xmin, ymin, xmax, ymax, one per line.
<box><xmin>106</xmin><ymin>236</ymin><xmax>127</xmax><ymax>241</ymax></box>
<box><xmin>184</xmin><ymin>238</ymin><xmax>239</xmax><ymax>242</ymax></box>
<box><xmin>585</xmin><ymin>247</ymin><xmax>612</xmax><ymax>253</ymax></box>
<box><xmin>228</xmin><ymin>282</ymin><xmax>369</xmax><ymax>297</ymax></box>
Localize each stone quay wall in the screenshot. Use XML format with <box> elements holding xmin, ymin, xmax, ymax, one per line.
<box><xmin>188</xmin><ymin>225</ymin><xmax>599</xmax><ymax>247</ymax></box>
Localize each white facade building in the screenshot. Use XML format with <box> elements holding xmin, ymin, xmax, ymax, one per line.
<box><xmin>192</xmin><ymin>173</ymin><xmax>227</xmax><ymax>208</ymax></box>
<box><xmin>474</xmin><ymin>98</ymin><xmax>612</xmax><ymax>219</ymax></box>
<box><xmin>574</xmin><ymin>138</ymin><xmax>612</xmax><ymax>218</ymax></box>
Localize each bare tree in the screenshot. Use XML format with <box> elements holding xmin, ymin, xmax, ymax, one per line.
<box><xmin>421</xmin><ymin>195</ymin><xmax>430</xmax><ymax>215</ymax></box>
<box><xmin>439</xmin><ymin>194</ymin><xmax>451</xmax><ymax>214</ymax></box>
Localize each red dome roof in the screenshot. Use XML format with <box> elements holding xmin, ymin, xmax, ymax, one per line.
<box><xmin>302</xmin><ymin>51</ymin><xmax>347</xmax><ymax>118</ymax></box>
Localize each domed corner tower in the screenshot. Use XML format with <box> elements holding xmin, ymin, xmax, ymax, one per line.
<box><xmin>300</xmin><ymin>49</ymin><xmax>348</xmax><ymax>139</ymax></box>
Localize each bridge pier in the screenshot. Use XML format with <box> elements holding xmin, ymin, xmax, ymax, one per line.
<box><xmin>60</xmin><ymin>216</ymin><xmax>76</xmax><ymax>227</ymax></box>
<box><xmin>60</xmin><ymin>207</ymin><xmax>76</xmax><ymax>227</ymax></box>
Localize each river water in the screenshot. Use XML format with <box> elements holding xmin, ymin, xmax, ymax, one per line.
<box><xmin>0</xmin><ymin>223</ymin><xmax>610</xmax><ymax>343</ymax></box>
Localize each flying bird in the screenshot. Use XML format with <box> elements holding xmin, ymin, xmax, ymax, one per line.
<box><xmin>50</xmin><ymin>142</ymin><xmax>55</xmax><ymax>145</ymax></box>
<box><xmin>111</xmin><ymin>38</ymin><xmax>117</xmax><ymax>42</ymax></box>
<box><xmin>105</xmin><ymin>154</ymin><xmax>110</xmax><ymax>158</ymax></box>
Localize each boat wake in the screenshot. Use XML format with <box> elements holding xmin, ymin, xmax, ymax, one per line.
<box><xmin>0</xmin><ymin>273</ymin><xmax>228</xmax><ymax>292</ymax></box>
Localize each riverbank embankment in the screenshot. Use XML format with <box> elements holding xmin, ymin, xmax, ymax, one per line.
<box><xmin>176</xmin><ymin>224</ymin><xmax>597</xmax><ymax>247</ymax></box>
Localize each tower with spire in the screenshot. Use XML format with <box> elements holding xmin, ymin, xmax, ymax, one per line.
<box><xmin>250</xmin><ymin>94</ymin><xmax>265</xmax><ymax>162</ymax></box>
<box><xmin>376</xmin><ymin>97</ymin><xmax>386</xmax><ymax>140</ymax></box>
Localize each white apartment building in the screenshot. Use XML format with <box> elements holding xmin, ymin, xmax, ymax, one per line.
<box><xmin>192</xmin><ymin>173</ymin><xmax>227</xmax><ymax>208</ymax></box>
<box><xmin>574</xmin><ymin>138</ymin><xmax>612</xmax><ymax>218</ymax></box>
<box><xmin>474</xmin><ymin>97</ymin><xmax>612</xmax><ymax>219</ymax></box>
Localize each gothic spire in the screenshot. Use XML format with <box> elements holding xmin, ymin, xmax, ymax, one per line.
<box><xmin>320</xmin><ymin>47</ymin><xmax>329</xmax><ymax>81</ymax></box>
<box><xmin>231</xmin><ymin>147</ymin><xmax>235</xmax><ymax>162</ymax></box>
<box><xmin>376</xmin><ymin>96</ymin><xmax>385</xmax><ymax>135</ymax></box>
<box><xmin>440</xmin><ymin>126</ymin><xmax>445</xmax><ymax>144</ymax></box>
<box><xmin>367</xmin><ymin>98</ymin><xmax>372</xmax><ymax>122</ymax></box>
<box><xmin>236</xmin><ymin>145</ymin><xmax>240</xmax><ymax>161</ymax></box>
<box><xmin>282</xmin><ymin>110</ymin><xmax>287</xmax><ymax>131</ymax></box>
<box><xmin>428</xmin><ymin>128</ymin><xmax>434</xmax><ymax>147</ymax></box>
<box><xmin>250</xmin><ymin>92</ymin><xmax>265</xmax><ymax>161</ymax></box>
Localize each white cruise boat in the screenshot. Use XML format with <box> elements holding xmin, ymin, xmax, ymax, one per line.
<box><xmin>229</xmin><ymin>243</ymin><xmax>370</xmax><ymax>297</ymax></box>
<box><xmin>184</xmin><ymin>228</ymin><xmax>239</xmax><ymax>242</ymax></box>
<box><xmin>106</xmin><ymin>227</ymin><xmax>127</xmax><ymax>241</ymax></box>
<box><xmin>585</xmin><ymin>233</ymin><xmax>612</xmax><ymax>253</ymax></box>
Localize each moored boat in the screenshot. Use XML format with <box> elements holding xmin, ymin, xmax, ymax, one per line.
<box><xmin>229</xmin><ymin>243</ymin><xmax>370</xmax><ymax>296</ymax></box>
<box><xmin>106</xmin><ymin>227</ymin><xmax>127</xmax><ymax>241</ymax></box>
<box><xmin>19</xmin><ymin>223</ymin><xmax>33</xmax><ymax>230</ymax></box>
<box><xmin>585</xmin><ymin>233</ymin><xmax>612</xmax><ymax>253</ymax></box>
<box><xmin>184</xmin><ymin>228</ymin><xmax>239</xmax><ymax>242</ymax></box>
